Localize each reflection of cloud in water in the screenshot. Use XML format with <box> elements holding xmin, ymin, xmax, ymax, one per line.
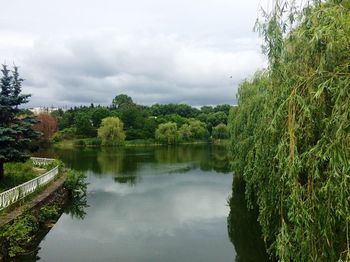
<box><xmin>54</xmin><ymin>172</ymin><xmax>231</xmax><ymax>242</ymax></box>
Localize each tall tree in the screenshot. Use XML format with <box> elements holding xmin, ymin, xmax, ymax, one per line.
<box><xmin>112</xmin><ymin>94</ymin><xmax>133</xmax><ymax>108</ymax></box>
<box><xmin>32</xmin><ymin>113</ymin><xmax>57</xmax><ymax>142</ymax></box>
<box><xmin>0</xmin><ymin>65</ymin><xmax>39</xmax><ymax>180</ymax></box>
<box><xmin>98</xmin><ymin>117</ymin><xmax>125</xmax><ymax>146</ymax></box>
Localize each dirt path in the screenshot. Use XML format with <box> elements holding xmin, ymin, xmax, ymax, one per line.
<box><xmin>0</xmin><ymin>174</ymin><xmax>66</xmax><ymax>228</ymax></box>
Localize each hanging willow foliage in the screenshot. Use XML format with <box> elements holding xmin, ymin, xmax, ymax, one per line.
<box><xmin>229</xmin><ymin>0</ymin><xmax>350</xmax><ymax>261</ymax></box>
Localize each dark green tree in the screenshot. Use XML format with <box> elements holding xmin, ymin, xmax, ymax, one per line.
<box><xmin>91</xmin><ymin>107</ymin><xmax>110</xmax><ymax>128</ymax></box>
<box><xmin>112</xmin><ymin>94</ymin><xmax>133</xmax><ymax>108</ymax></box>
<box><xmin>0</xmin><ymin>65</ymin><xmax>39</xmax><ymax>180</ymax></box>
<box><xmin>75</xmin><ymin>112</ymin><xmax>95</xmax><ymax>137</ymax></box>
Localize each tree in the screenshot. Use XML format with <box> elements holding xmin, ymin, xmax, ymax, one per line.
<box><xmin>178</xmin><ymin>124</ymin><xmax>192</xmax><ymax>141</ymax></box>
<box><xmin>91</xmin><ymin>107</ymin><xmax>110</xmax><ymax>128</ymax></box>
<box><xmin>32</xmin><ymin>113</ymin><xmax>57</xmax><ymax>142</ymax></box>
<box><xmin>155</xmin><ymin>122</ymin><xmax>179</xmax><ymax>144</ymax></box>
<box><xmin>75</xmin><ymin>112</ymin><xmax>95</xmax><ymax>137</ymax></box>
<box><xmin>98</xmin><ymin>117</ymin><xmax>125</xmax><ymax>146</ymax></box>
<box><xmin>112</xmin><ymin>94</ymin><xmax>133</xmax><ymax>108</ymax></box>
<box><xmin>187</xmin><ymin>119</ymin><xmax>209</xmax><ymax>140</ymax></box>
<box><xmin>212</xmin><ymin>123</ymin><xmax>229</xmax><ymax>139</ymax></box>
<box><xmin>0</xmin><ymin>65</ymin><xmax>39</xmax><ymax>180</ymax></box>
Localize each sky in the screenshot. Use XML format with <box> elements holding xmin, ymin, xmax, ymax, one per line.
<box><xmin>1</xmin><ymin>0</ymin><xmax>271</xmax><ymax>107</ymax></box>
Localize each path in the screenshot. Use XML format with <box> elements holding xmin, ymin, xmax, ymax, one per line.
<box><xmin>0</xmin><ymin>174</ymin><xmax>66</xmax><ymax>228</ymax></box>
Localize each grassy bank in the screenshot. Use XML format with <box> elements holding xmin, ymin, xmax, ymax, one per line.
<box><xmin>1</xmin><ymin>161</ymin><xmax>47</xmax><ymax>193</ymax></box>
<box><xmin>53</xmin><ymin>138</ymin><xmax>213</xmax><ymax>149</ymax></box>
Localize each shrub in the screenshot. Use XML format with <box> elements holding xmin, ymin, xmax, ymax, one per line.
<box><xmin>0</xmin><ymin>213</ymin><xmax>39</xmax><ymax>257</ymax></box>
<box><xmin>73</xmin><ymin>139</ymin><xmax>86</xmax><ymax>147</ymax></box>
<box><xmin>64</xmin><ymin>170</ymin><xmax>88</xmax><ymax>198</ymax></box>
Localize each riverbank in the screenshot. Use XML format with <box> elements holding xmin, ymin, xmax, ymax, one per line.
<box><xmin>0</xmin><ymin>174</ymin><xmax>68</xmax><ymax>259</ymax></box>
<box><xmin>53</xmin><ymin>138</ymin><xmax>214</xmax><ymax>149</ymax></box>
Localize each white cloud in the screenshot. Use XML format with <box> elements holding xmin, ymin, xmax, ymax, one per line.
<box><xmin>0</xmin><ymin>0</ymin><xmax>268</xmax><ymax>106</ymax></box>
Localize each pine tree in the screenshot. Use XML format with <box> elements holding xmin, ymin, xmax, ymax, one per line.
<box><xmin>0</xmin><ymin>65</ymin><xmax>39</xmax><ymax>180</ymax></box>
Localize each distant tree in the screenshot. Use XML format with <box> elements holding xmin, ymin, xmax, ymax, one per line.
<box><xmin>178</xmin><ymin>124</ymin><xmax>193</xmax><ymax>141</ymax></box>
<box><xmin>143</xmin><ymin>117</ymin><xmax>158</xmax><ymax>139</ymax></box>
<box><xmin>112</xmin><ymin>94</ymin><xmax>133</xmax><ymax>108</ymax></box>
<box><xmin>0</xmin><ymin>65</ymin><xmax>39</xmax><ymax>180</ymax></box>
<box><xmin>58</xmin><ymin>111</ymin><xmax>75</xmax><ymax>130</ymax></box>
<box><xmin>158</xmin><ymin>114</ymin><xmax>187</xmax><ymax>127</ymax></box>
<box><xmin>98</xmin><ymin>117</ymin><xmax>125</xmax><ymax>146</ymax></box>
<box><xmin>119</xmin><ymin>104</ymin><xmax>144</xmax><ymax>129</ymax></box>
<box><xmin>187</xmin><ymin>119</ymin><xmax>209</xmax><ymax>140</ymax></box>
<box><xmin>212</xmin><ymin>123</ymin><xmax>229</xmax><ymax>139</ymax></box>
<box><xmin>75</xmin><ymin>112</ymin><xmax>95</xmax><ymax>137</ymax></box>
<box><xmin>207</xmin><ymin>111</ymin><xmax>228</xmax><ymax>132</ymax></box>
<box><xmin>214</xmin><ymin>104</ymin><xmax>231</xmax><ymax>115</ymax></box>
<box><xmin>91</xmin><ymin>107</ymin><xmax>110</xmax><ymax>128</ymax></box>
<box><xmin>32</xmin><ymin>113</ymin><xmax>57</xmax><ymax>142</ymax></box>
<box><xmin>155</xmin><ymin>122</ymin><xmax>179</xmax><ymax>144</ymax></box>
<box><xmin>200</xmin><ymin>106</ymin><xmax>214</xmax><ymax>114</ymax></box>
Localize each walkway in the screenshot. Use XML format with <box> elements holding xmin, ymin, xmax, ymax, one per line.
<box><xmin>0</xmin><ymin>174</ymin><xmax>66</xmax><ymax>228</ymax></box>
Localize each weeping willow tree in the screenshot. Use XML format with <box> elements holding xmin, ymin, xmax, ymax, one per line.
<box><xmin>229</xmin><ymin>0</ymin><xmax>350</xmax><ymax>260</ymax></box>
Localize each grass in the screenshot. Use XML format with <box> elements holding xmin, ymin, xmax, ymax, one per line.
<box><xmin>54</xmin><ymin>137</ymin><xmax>213</xmax><ymax>148</ymax></box>
<box><xmin>0</xmin><ymin>161</ymin><xmax>42</xmax><ymax>193</ymax></box>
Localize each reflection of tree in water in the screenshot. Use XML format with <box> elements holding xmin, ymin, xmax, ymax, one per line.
<box><xmin>97</xmin><ymin>148</ymin><xmax>145</xmax><ymax>185</ymax></box>
<box><xmin>227</xmin><ymin>175</ymin><xmax>271</xmax><ymax>262</ymax></box>
<box><xmin>55</xmin><ymin>148</ymin><xmax>102</xmax><ymax>173</ymax></box>
<box><xmin>113</xmin><ymin>175</ymin><xmax>138</xmax><ymax>185</ymax></box>
<box><xmin>64</xmin><ymin>196</ymin><xmax>89</xmax><ymax>220</ymax></box>
<box><xmin>199</xmin><ymin>146</ymin><xmax>231</xmax><ymax>173</ymax></box>
<box><xmin>154</xmin><ymin>145</ymin><xmax>207</xmax><ymax>164</ymax></box>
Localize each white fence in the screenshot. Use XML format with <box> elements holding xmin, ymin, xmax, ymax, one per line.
<box><xmin>31</xmin><ymin>157</ymin><xmax>56</xmax><ymax>166</ymax></box>
<box><xmin>0</xmin><ymin>158</ymin><xmax>59</xmax><ymax>210</ymax></box>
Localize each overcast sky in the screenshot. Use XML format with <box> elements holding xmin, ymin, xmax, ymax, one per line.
<box><xmin>1</xmin><ymin>0</ymin><xmax>271</xmax><ymax>107</ymax></box>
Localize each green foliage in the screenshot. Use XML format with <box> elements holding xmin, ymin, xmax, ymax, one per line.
<box><xmin>44</xmin><ymin>159</ymin><xmax>63</xmax><ymax>171</ymax></box>
<box><xmin>0</xmin><ymin>65</ymin><xmax>40</xmax><ymax>179</ymax></box>
<box><xmin>52</xmin><ymin>127</ymin><xmax>77</xmax><ymax>142</ymax></box>
<box><xmin>1</xmin><ymin>160</ymin><xmax>38</xmax><ymax>191</ymax></box>
<box><xmin>112</xmin><ymin>94</ymin><xmax>133</xmax><ymax>108</ymax></box>
<box><xmin>74</xmin><ymin>139</ymin><xmax>86</xmax><ymax>147</ymax></box>
<box><xmin>187</xmin><ymin>119</ymin><xmax>209</xmax><ymax>140</ymax></box>
<box><xmin>97</xmin><ymin>117</ymin><xmax>126</xmax><ymax>146</ymax></box>
<box><xmin>0</xmin><ymin>213</ymin><xmax>39</xmax><ymax>257</ymax></box>
<box><xmin>212</xmin><ymin>123</ymin><xmax>229</xmax><ymax>139</ymax></box>
<box><xmin>86</xmin><ymin>138</ymin><xmax>102</xmax><ymax>146</ymax></box>
<box><xmin>178</xmin><ymin>124</ymin><xmax>193</xmax><ymax>141</ymax></box>
<box><xmin>64</xmin><ymin>169</ymin><xmax>88</xmax><ymax>198</ymax></box>
<box><xmin>91</xmin><ymin>107</ymin><xmax>110</xmax><ymax>128</ymax></box>
<box><xmin>230</xmin><ymin>1</ymin><xmax>350</xmax><ymax>260</ymax></box>
<box><xmin>155</xmin><ymin>122</ymin><xmax>179</xmax><ymax>144</ymax></box>
<box><xmin>75</xmin><ymin>112</ymin><xmax>96</xmax><ymax>137</ymax></box>
<box><xmin>38</xmin><ymin>205</ymin><xmax>60</xmax><ymax>223</ymax></box>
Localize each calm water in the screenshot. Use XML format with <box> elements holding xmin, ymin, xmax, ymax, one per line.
<box><xmin>25</xmin><ymin>145</ymin><xmax>269</xmax><ymax>262</ymax></box>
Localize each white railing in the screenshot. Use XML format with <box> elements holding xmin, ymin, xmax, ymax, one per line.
<box><xmin>0</xmin><ymin>158</ymin><xmax>60</xmax><ymax>210</ymax></box>
<box><xmin>31</xmin><ymin>157</ymin><xmax>56</xmax><ymax>166</ymax></box>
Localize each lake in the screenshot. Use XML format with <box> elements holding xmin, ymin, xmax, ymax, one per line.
<box><xmin>24</xmin><ymin>145</ymin><xmax>269</xmax><ymax>261</ymax></box>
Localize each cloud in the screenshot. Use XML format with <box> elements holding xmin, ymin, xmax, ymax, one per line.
<box><xmin>0</xmin><ymin>0</ymin><xmax>268</xmax><ymax>107</ymax></box>
<box><xmin>18</xmin><ymin>32</ymin><xmax>265</xmax><ymax>107</ymax></box>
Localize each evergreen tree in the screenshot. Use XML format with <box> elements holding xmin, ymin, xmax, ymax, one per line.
<box><xmin>0</xmin><ymin>65</ymin><xmax>39</xmax><ymax>180</ymax></box>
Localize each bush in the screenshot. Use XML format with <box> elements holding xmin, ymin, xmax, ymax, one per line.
<box><xmin>64</xmin><ymin>170</ymin><xmax>88</xmax><ymax>198</ymax></box>
<box><xmin>0</xmin><ymin>213</ymin><xmax>39</xmax><ymax>257</ymax></box>
<box><xmin>85</xmin><ymin>138</ymin><xmax>102</xmax><ymax>146</ymax></box>
<box><xmin>73</xmin><ymin>139</ymin><xmax>86</xmax><ymax>147</ymax></box>
<box><xmin>39</xmin><ymin>206</ymin><xmax>60</xmax><ymax>223</ymax></box>
<box><xmin>51</xmin><ymin>127</ymin><xmax>77</xmax><ymax>142</ymax></box>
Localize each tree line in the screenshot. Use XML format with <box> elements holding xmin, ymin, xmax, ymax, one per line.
<box><xmin>47</xmin><ymin>94</ymin><xmax>231</xmax><ymax>144</ymax></box>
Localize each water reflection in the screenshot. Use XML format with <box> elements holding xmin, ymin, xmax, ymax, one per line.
<box><xmin>227</xmin><ymin>175</ymin><xmax>271</xmax><ymax>261</ymax></box>
<box><xmin>26</xmin><ymin>145</ymin><xmax>269</xmax><ymax>261</ymax></box>
<box><xmin>38</xmin><ymin>145</ymin><xmax>231</xmax><ymax>185</ymax></box>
